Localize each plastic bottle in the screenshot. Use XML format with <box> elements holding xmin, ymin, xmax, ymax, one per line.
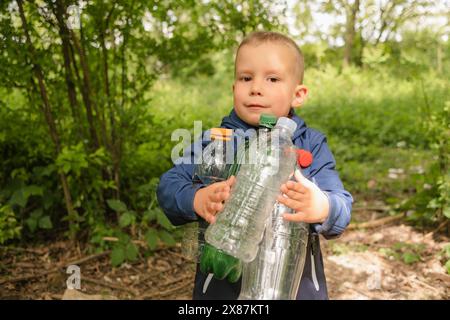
<box><xmin>198</xmin><ymin>115</ymin><xmax>278</xmax><ymax>283</ymax></box>
<box><xmin>182</xmin><ymin>128</ymin><xmax>233</xmax><ymax>262</ymax></box>
<box><xmin>205</xmin><ymin>117</ymin><xmax>298</xmax><ymax>263</ymax></box>
<box><xmin>194</xmin><ymin>127</ymin><xmax>233</xmax><ymax>185</ymax></box>
<box><xmin>238</xmin><ymin>150</ymin><xmax>313</xmax><ymax>300</ymax></box>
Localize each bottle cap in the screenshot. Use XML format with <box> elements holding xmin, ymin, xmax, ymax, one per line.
<box><xmin>210</xmin><ymin>128</ymin><xmax>232</xmax><ymax>141</ymax></box>
<box><xmin>259</xmin><ymin>114</ymin><xmax>277</xmax><ymax>129</ymax></box>
<box><xmin>296</xmin><ymin>149</ymin><xmax>313</xmax><ymax>168</ymax></box>
<box><xmin>275</xmin><ymin>117</ymin><xmax>297</xmax><ymax>136</ymax></box>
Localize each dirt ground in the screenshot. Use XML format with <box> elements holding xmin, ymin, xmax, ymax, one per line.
<box><xmin>1</xmin><ymin>222</ymin><xmax>449</xmax><ymax>300</ymax></box>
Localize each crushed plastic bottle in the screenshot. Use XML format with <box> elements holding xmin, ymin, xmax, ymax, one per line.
<box><xmin>205</xmin><ymin>117</ymin><xmax>298</xmax><ymax>263</ymax></box>
<box><xmin>238</xmin><ymin>150</ymin><xmax>313</xmax><ymax>300</ymax></box>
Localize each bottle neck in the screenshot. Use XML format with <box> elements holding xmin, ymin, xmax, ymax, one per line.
<box><xmin>273</xmin><ymin>125</ymin><xmax>294</xmax><ymax>139</ymax></box>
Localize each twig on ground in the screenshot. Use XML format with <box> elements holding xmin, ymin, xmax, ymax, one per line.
<box><xmin>425</xmin><ymin>220</ymin><xmax>449</xmax><ymax>238</ymax></box>
<box><xmin>0</xmin><ymin>246</ymin><xmax>46</xmax><ymax>255</ymax></box>
<box><xmin>140</xmin><ymin>280</ymin><xmax>192</xmax><ymax>299</ymax></box>
<box><xmin>352</xmin><ymin>206</ymin><xmax>389</xmax><ymax>212</ymax></box>
<box><xmin>348</xmin><ymin>213</ymin><xmax>404</xmax><ymax>230</ymax></box>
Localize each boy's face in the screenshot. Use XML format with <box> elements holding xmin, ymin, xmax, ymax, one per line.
<box><xmin>233</xmin><ymin>42</ymin><xmax>308</xmax><ymax>126</ymax></box>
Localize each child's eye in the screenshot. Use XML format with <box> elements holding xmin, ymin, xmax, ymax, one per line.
<box><xmin>240</xmin><ymin>76</ymin><xmax>252</xmax><ymax>82</ymax></box>
<box><xmin>268</xmin><ymin>77</ymin><xmax>279</xmax><ymax>83</ymax></box>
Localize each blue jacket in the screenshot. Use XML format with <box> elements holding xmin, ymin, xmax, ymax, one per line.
<box><xmin>157</xmin><ymin>109</ymin><xmax>353</xmax><ymax>300</ymax></box>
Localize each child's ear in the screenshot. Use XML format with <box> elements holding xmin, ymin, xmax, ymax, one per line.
<box><xmin>291</xmin><ymin>85</ymin><xmax>308</xmax><ymax>108</ymax></box>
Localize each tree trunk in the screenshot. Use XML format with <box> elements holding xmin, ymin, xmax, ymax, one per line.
<box><xmin>70</xmin><ymin>29</ymin><xmax>100</xmax><ymax>150</ymax></box>
<box><xmin>100</xmin><ymin>5</ymin><xmax>120</xmax><ymax>199</ymax></box>
<box><xmin>343</xmin><ymin>0</ymin><xmax>360</xmax><ymax>67</ymax></box>
<box><xmin>54</xmin><ymin>0</ymin><xmax>84</xmax><ymax>140</ymax></box>
<box><xmin>17</xmin><ymin>0</ymin><xmax>75</xmax><ymax>220</ymax></box>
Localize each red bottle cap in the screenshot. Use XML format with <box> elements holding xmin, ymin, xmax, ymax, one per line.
<box><xmin>296</xmin><ymin>149</ymin><xmax>313</xmax><ymax>168</ymax></box>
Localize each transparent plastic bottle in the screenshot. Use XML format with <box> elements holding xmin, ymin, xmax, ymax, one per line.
<box><xmin>194</xmin><ymin>128</ymin><xmax>233</xmax><ymax>185</ymax></box>
<box><xmin>238</xmin><ymin>150</ymin><xmax>313</xmax><ymax>300</ymax></box>
<box><xmin>181</xmin><ymin>128</ymin><xmax>233</xmax><ymax>262</ymax></box>
<box><xmin>205</xmin><ymin>117</ymin><xmax>298</xmax><ymax>263</ymax></box>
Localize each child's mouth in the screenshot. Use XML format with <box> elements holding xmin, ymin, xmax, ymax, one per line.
<box><xmin>246</xmin><ymin>104</ymin><xmax>268</xmax><ymax>110</ymax></box>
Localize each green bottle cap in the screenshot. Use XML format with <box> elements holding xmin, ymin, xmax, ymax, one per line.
<box><xmin>259</xmin><ymin>114</ymin><xmax>277</xmax><ymax>129</ymax></box>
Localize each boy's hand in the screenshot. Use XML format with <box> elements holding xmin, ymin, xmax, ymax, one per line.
<box><xmin>277</xmin><ymin>169</ymin><xmax>330</xmax><ymax>223</ymax></box>
<box><xmin>193</xmin><ymin>176</ymin><xmax>236</xmax><ymax>224</ymax></box>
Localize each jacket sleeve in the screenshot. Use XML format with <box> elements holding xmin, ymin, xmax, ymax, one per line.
<box><xmin>308</xmin><ymin>132</ymin><xmax>353</xmax><ymax>239</ymax></box>
<box><xmin>156</xmin><ymin>137</ymin><xmax>206</xmax><ymax>226</ymax></box>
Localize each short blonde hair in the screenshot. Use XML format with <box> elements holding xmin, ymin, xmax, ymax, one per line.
<box><xmin>235</xmin><ymin>31</ymin><xmax>305</xmax><ymax>84</ymax></box>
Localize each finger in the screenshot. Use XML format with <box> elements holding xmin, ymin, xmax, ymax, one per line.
<box><xmin>276</xmin><ymin>195</ymin><xmax>303</xmax><ymax>211</ymax></box>
<box><xmin>219</xmin><ymin>191</ymin><xmax>231</xmax><ymax>202</ymax></box>
<box><xmin>284</xmin><ymin>189</ymin><xmax>308</xmax><ymax>201</ymax></box>
<box><xmin>285</xmin><ymin>180</ymin><xmax>308</xmax><ymax>193</ymax></box>
<box><xmin>226</xmin><ymin>175</ymin><xmax>236</xmax><ymax>187</ymax></box>
<box><xmin>209</xmin><ymin>192</ymin><xmax>221</xmax><ymax>202</ymax></box>
<box><xmin>206</xmin><ymin>202</ymin><xmax>217</xmax><ymax>214</ymax></box>
<box><xmin>211</xmin><ymin>179</ymin><xmax>233</xmax><ymax>192</ymax></box>
<box><xmin>202</xmin><ymin>212</ymin><xmax>216</xmax><ymax>224</ymax></box>
<box><xmin>206</xmin><ymin>214</ymin><xmax>216</xmax><ymax>224</ymax></box>
<box><xmin>216</xmin><ymin>184</ymin><xmax>231</xmax><ymax>193</ymax></box>
<box><xmin>210</xmin><ymin>190</ymin><xmax>231</xmax><ymax>203</ymax></box>
<box><xmin>209</xmin><ymin>202</ymin><xmax>223</xmax><ymax>212</ymax></box>
<box><xmin>294</xmin><ymin>169</ymin><xmax>314</xmax><ymax>189</ymax></box>
<box><xmin>283</xmin><ymin>211</ymin><xmax>307</xmax><ymax>223</ymax></box>
<box><xmin>215</xmin><ymin>202</ymin><xmax>224</xmax><ymax>213</ymax></box>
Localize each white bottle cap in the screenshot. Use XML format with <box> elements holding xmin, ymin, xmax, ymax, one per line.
<box><xmin>275</xmin><ymin>117</ymin><xmax>297</xmax><ymax>136</ymax></box>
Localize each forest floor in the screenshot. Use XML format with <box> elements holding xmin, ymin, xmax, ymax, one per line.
<box><xmin>1</xmin><ymin>206</ymin><xmax>449</xmax><ymax>300</ymax></box>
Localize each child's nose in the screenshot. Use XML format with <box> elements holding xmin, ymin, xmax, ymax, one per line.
<box><xmin>249</xmin><ymin>79</ymin><xmax>263</xmax><ymax>96</ymax></box>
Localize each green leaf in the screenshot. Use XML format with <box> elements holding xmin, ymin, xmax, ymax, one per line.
<box><xmin>26</xmin><ymin>217</ymin><xmax>38</xmax><ymax>233</ymax></box>
<box><xmin>158</xmin><ymin>230</ymin><xmax>176</xmax><ymax>246</ymax></box>
<box><xmin>26</xmin><ymin>185</ymin><xmax>43</xmax><ymax>197</ymax></box>
<box><xmin>117</xmin><ymin>232</ymin><xmax>130</xmax><ymax>244</ymax></box>
<box><xmin>445</xmin><ymin>260</ymin><xmax>450</xmax><ymax>275</ymax></box>
<box><xmin>444</xmin><ymin>244</ymin><xmax>450</xmax><ymax>259</ymax></box>
<box><xmin>402</xmin><ymin>252</ymin><xmax>420</xmax><ymax>264</ymax></box>
<box><xmin>9</xmin><ymin>186</ymin><xmax>43</xmax><ymax>208</ymax></box>
<box><xmin>41</xmin><ymin>165</ymin><xmax>55</xmax><ymax>177</ymax></box>
<box><xmin>107</xmin><ymin>199</ymin><xmax>127</xmax><ymax>213</ymax></box>
<box><xmin>145</xmin><ymin>229</ymin><xmax>158</xmax><ymax>250</ymax></box>
<box><xmin>143</xmin><ymin>209</ymin><xmax>157</xmax><ymax>222</ymax></box>
<box><xmin>156</xmin><ymin>210</ymin><xmax>174</xmax><ymax>230</ymax></box>
<box><xmin>111</xmin><ymin>246</ymin><xmax>125</xmax><ymax>267</ymax></box>
<box><xmin>119</xmin><ymin>212</ymin><xmax>134</xmax><ymax>228</ymax></box>
<box><xmin>125</xmin><ymin>242</ymin><xmax>139</xmax><ymax>261</ymax></box>
<box><xmin>38</xmin><ymin>216</ymin><xmax>53</xmax><ymax>229</ymax></box>
<box><xmin>30</xmin><ymin>209</ymin><xmax>43</xmax><ymax>219</ymax></box>
<box><xmin>10</xmin><ymin>189</ymin><xmax>27</xmax><ymax>207</ymax></box>
<box><xmin>443</xmin><ymin>206</ymin><xmax>450</xmax><ymax>219</ymax></box>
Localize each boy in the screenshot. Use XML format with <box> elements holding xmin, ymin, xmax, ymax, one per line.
<box><xmin>157</xmin><ymin>31</ymin><xmax>353</xmax><ymax>299</ymax></box>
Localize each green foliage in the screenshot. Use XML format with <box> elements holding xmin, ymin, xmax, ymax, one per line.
<box><xmin>379</xmin><ymin>242</ymin><xmax>426</xmax><ymax>265</ymax></box>
<box><xmin>0</xmin><ymin>0</ymin><xmax>280</xmax><ymax>254</ymax></box>
<box><xmin>89</xmin><ymin>179</ymin><xmax>180</xmax><ymax>267</ymax></box>
<box><xmin>9</xmin><ymin>185</ymin><xmax>44</xmax><ymax>208</ymax></box>
<box><xmin>25</xmin><ymin>209</ymin><xmax>53</xmax><ymax>233</ymax></box>
<box><xmin>441</xmin><ymin>244</ymin><xmax>450</xmax><ymax>275</ymax></box>
<box><xmin>0</xmin><ymin>204</ymin><xmax>22</xmax><ymax>244</ymax></box>
<box><xmin>398</xmin><ymin>101</ymin><xmax>450</xmax><ymax>225</ymax></box>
